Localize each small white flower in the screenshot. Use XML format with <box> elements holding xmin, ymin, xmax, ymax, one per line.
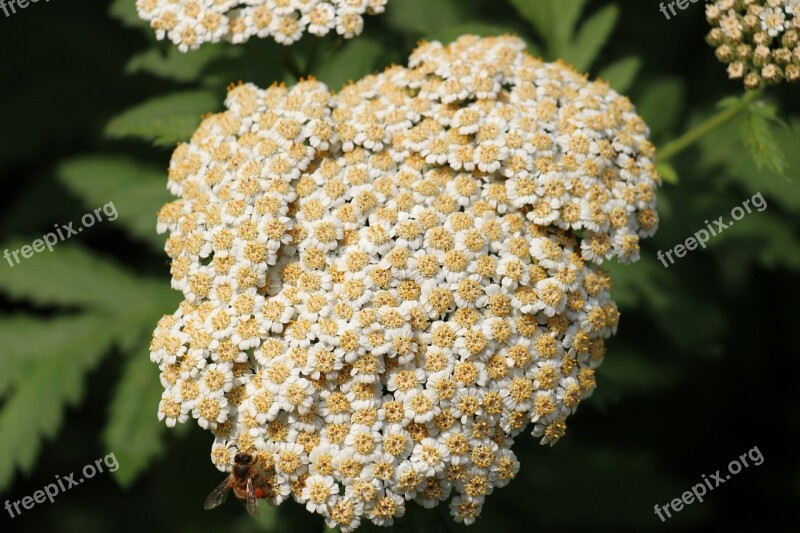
<box><xmin>302</xmin><ymin>474</ymin><xmax>340</xmax><ymax>514</ymax></box>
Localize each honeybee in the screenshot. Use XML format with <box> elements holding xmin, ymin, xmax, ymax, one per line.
<box><xmin>204</xmin><ymin>451</ymin><xmax>266</xmax><ymax>518</ymax></box>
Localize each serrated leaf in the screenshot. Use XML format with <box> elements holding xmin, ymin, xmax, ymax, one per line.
<box><xmin>598</xmin><ymin>56</ymin><xmax>641</xmax><ymax>94</ymax></box>
<box><xmin>315</xmin><ymin>38</ymin><xmax>384</xmax><ymax>91</ymax></box>
<box><xmin>58</xmin><ymin>156</ymin><xmax>172</xmax><ymax>250</ymax></box>
<box><xmin>742</xmin><ymin>103</ymin><xmax>789</xmax><ymax>179</ymax></box>
<box><xmin>0</xmin><ymin>314</ymin><xmax>116</xmax><ymax>491</ymax></box>
<box><xmin>104</xmin><ymin>341</ymin><xmax>165</xmax><ymax>488</ymax></box>
<box><xmin>0</xmin><ymin>242</ymin><xmax>168</xmax><ymax>313</ymax></box>
<box><xmin>105</xmin><ymin>91</ymin><xmax>220</xmax><ymax>147</ymax></box>
<box><xmin>0</xmin><ymin>317</ymin><xmax>83</xmax><ymax>399</ymax></box>
<box><xmin>566</xmin><ymin>5</ymin><xmax>619</xmax><ymax>71</ymax></box>
<box><xmin>697</xmin><ymin>111</ymin><xmax>800</xmax><ymax>210</ymax></box>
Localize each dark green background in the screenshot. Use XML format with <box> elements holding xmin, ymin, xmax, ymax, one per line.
<box><xmin>1</xmin><ymin>0</ymin><xmax>798</xmax><ymax>531</ymax></box>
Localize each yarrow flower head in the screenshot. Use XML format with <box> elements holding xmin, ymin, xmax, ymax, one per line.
<box><xmin>706</xmin><ymin>0</ymin><xmax>800</xmax><ymax>89</ymax></box>
<box><xmin>151</xmin><ymin>35</ymin><xmax>660</xmax><ymax>528</ymax></box>
<box><xmin>136</xmin><ymin>0</ymin><xmax>388</xmax><ymax>51</ymax></box>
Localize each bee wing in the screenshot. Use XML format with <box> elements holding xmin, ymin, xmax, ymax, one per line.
<box><xmin>245</xmin><ymin>476</ymin><xmax>260</xmax><ymax>519</ymax></box>
<box><xmin>204</xmin><ymin>475</ymin><xmax>232</xmax><ymax>510</ymax></box>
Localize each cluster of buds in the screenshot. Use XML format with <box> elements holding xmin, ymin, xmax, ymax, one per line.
<box><xmin>136</xmin><ymin>0</ymin><xmax>388</xmax><ymax>51</ymax></box>
<box><xmin>706</xmin><ymin>0</ymin><xmax>800</xmax><ymax>89</ymax></box>
<box><xmin>150</xmin><ymin>36</ymin><xmax>659</xmax><ymax>528</ymax></box>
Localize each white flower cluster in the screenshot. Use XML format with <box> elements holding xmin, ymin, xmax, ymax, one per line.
<box><xmin>136</xmin><ymin>0</ymin><xmax>388</xmax><ymax>51</ymax></box>
<box><xmin>151</xmin><ymin>36</ymin><xmax>659</xmax><ymax>529</ymax></box>
<box><xmin>706</xmin><ymin>0</ymin><xmax>800</xmax><ymax>88</ymax></box>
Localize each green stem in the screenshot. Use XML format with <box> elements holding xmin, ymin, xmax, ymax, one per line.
<box><xmin>304</xmin><ymin>38</ymin><xmax>321</xmax><ymax>78</ymax></box>
<box><xmin>279</xmin><ymin>47</ymin><xmax>304</xmax><ymax>80</ymax></box>
<box><xmin>658</xmin><ymin>89</ymin><xmax>762</xmax><ymax>162</ymax></box>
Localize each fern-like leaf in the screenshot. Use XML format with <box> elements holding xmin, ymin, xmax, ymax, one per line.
<box><xmin>0</xmin><ymin>315</ymin><xmax>116</xmax><ymax>490</ymax></box>
<box><xmin>104</xmin><ymin>339</ymin><xmax>166</xmax><ymax>488</ymax></box>
<box><xmin>58</xmin><ymin>156</ymin><xmax>172</xmax><ymax>250</ymax></box>
<box><xmin>105</xmin><ymin>90</ymin><xmax>220</xmax><ymax>148</ymax></box>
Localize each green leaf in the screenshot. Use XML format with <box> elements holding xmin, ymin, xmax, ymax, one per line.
<box><xmin>104</xmin><ymin>341</ymin><xmax>165</xmax><ymax>488</ymax></box>
<box><xmin>0</xmin><ymin>247</ymin><xmax>178</xmax><ymax>492</ymax></box>
<box><xmin>741</xmin><ymin>102</ymin><xmax>789</xmax><ymax>179</ymax></box>
<box><xmin>315</xmin><ymin>38</ymin><xmax>384</xmax><ymax>91</ymax></box>
<box><xmin>708</xmin><ymin>210</ymin><xmax>800</xmax><ymax>270</ymax></box>
<box><xmin>655</xmin><ymin>161</ymin><xmax>679</xmax><ymax>185</ymax></box>
<box><xmin>386</xmin><ymin>0</ymin><xmax>465</xmax><ymax>36</ymax></box>
<box><xmin>0</xmin><ymin>317</ymin><xmax>81</xmax><ymax>399</ymax></box>
<box><xmin>697</xmin><ymin>112</ymin><xmax>800</xmax><ymax>211</ymax></box>
<box><xmin>0</xmin><ymin>315</ymin><xmax>116</xmax><ymax>491</ymax></box>
<box><xmin>634</xmin><ymin>77</ymin><xmax>685</xmax><ymax>139</ymax></box>
<box><xmin>58</xmin><ymin>156</ymin><xmax>172</xmax><ymax>250</ymax></box>
<box><xmin>126</xmin><ymin>45</ymin><xmax>236</xmax><ymax>83</ymax></box>
<box><xmin>0</xmin><ymin>242</ymin><xmax>167</xmax><ymax>313</ymax></box>
<box><xmin>507</xmin><ymin>0</ymin><xmax>554</xmax><ymax>52</ymax></box>
<box><xmin>604</xmin><ymin>257</ymin><xmax>727</xmax><ymax>353</ymax></box>
<box><xmin>254</xmin><ymin>504</ymin><xmax>279</xmax><ymax>531</ymax></box>
<box><xmin>551</xmin><ymin>0</ymin><xmax>590</xmax><ymax>55</ymax></box>
<box><xmin>109</xmin><ymin>0</ymin><xmax>149</xmax><ymax>29</ymax></box>
<box><xmin>566</xmin><ymin>4</ymin><xmax>619</xmax><ymax>71</ymax></box>
<box><xmin>105</xmin><ymin>90</ymin><xmax>220</xmax><ymax>148</ymax></box>
<box><xmin>508</xmin><ymin>0</ymin><xmax>613</xmax><ymax>69</ymax></box>
<box><xmin>598</xmin><ymin>56</ymin><xmax>641</xmax><ymax>94</ymax></box>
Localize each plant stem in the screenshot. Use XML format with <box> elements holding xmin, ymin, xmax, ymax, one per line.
<box><xmin>304</xmin><ymin>38</ymin><xmax>321</xmax><ymax>78</ymax></box>
<box><xmin>279</xmin><ymin>47</ymin><xmax>304</xmax><ymax>80</ymax></box>
<box><xmin>658</xmin><ymin>89</ymin><xmax>762</xmax><ymax>162</ymax></box>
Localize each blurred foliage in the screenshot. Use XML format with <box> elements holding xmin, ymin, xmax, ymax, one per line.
<box><xmin>0</xmin><ymin>0</ymin><xmax>798</xmax><ymax>531</ymax></box>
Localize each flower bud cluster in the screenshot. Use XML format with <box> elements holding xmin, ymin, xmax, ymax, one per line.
<box><xmin>706</xmin><ymin>0</ymin><xmax>800</xmax><ymax>89</ymax></box>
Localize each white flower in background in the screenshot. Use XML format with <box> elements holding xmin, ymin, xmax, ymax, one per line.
<box><xmin>706</xmin><ymin>0</ymin><xmax>800</xmax><ymax>88</ymax></box>
<box><xmin>151</xmin><ymin>36</ymin><xmax>660</xmax><ymax>527</ymax></box>
<box><xmin>136</xmin><ymin>0</ymin><xmax>389</xmax><ymax>51</ymax></box>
